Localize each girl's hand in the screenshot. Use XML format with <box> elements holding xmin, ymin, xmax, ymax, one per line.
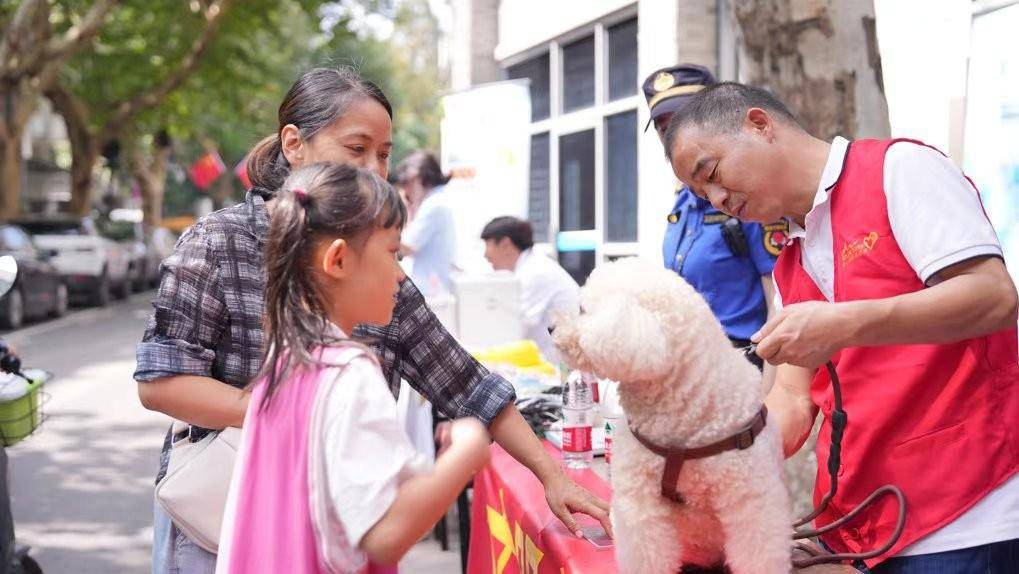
<box><xmin>448</xmin><ymin>417</ymin><xmax>491</xmax><ymax>470</ymax></box>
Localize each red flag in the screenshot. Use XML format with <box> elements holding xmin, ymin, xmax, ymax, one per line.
<box><xmin>234</xmin><ymin>156</ymin><xmax>252</xmax><ymax>190</ymax></box>
<box><xmin>189</xmin><ymin>150</ymin><xmax>226</xmax><ymax>190</ymax></box>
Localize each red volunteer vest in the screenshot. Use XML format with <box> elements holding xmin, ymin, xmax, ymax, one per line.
<box><xmin>773</xmin><ymin>138</ymin><xmax>1019</xmax><ymax>566</ymax></box>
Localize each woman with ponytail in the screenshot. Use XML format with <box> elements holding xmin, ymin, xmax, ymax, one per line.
<box><xmin>136</xmin><ymin>66</ymin><xmax>609</xmax><ymax>574</ymax></box>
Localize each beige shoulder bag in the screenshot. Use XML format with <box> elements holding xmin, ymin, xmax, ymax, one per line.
<box><xmin>155</xmin><ymin>421</ymin><xmax>241</xmax><ymax>554</ymax></box>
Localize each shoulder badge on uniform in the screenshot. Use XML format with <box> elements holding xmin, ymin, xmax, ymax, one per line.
<box><xmin>703</xmin><ymin>213</ymin><xmax>731</xmax><ymax>225</ymax></box>
<box><xmin>763</xmin><ymin>220</ymin><xmax>790</xmax><ymax>256</ymax></box>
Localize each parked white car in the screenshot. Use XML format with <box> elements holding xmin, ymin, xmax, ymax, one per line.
<box><xmin>14</xmin><ymin>217</ymin><xmax>131</xmax><ymax>306</ymax></box>
<box><xmin>104</xmin><ymin>209</ymin><xmax>178</xmax><ymax>290</ymax></box>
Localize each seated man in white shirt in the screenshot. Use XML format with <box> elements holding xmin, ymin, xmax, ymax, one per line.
<box><xmin>481</xmin><ymin>217</ymin><xmax>580</xmax><ymax>364</ymax></box>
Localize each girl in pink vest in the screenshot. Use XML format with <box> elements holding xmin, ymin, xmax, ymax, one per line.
<box><xmin>217</xmin><ymin>162</ymin><xmax>490</xmax><ymax>574</ymax></box>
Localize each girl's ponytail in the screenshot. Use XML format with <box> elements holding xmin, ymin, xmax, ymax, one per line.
<box><xmin>260</xmin><ymin>183</ymin><xmax>319</xmax><ymax>408</ymax></box>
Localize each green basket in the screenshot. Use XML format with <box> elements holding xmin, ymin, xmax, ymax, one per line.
<box><xmin>0</xmin><ymin>377</ymin><xmax>44</xmax><ymax>446</ymax></box>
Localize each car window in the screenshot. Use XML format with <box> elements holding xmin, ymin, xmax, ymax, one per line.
<box><xmin>97</xmin><ymin>220</ymin><xmax>138</xmax><ymax>242</ymax></box>
<box><xmin>16</xmin><ymin>220</ymin><xmax>87</xmax><ymax>236</ymax></box>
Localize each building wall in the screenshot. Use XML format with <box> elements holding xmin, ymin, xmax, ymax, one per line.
<box><xmin>447</xmin><ymin>0</ymin><xmax>722</xmax><ymax>274</ymax></box>
<box><xmin>447</xmin><ymin>0</ymin><xmax>1016</xmax><ymax>281</ymax></box>
<box><xmin>449</xmin><ymin>0</ymin><xmax>501</xmax><ymax>91</ymax></box>
<box><xmin>636</xmin><ymin>0</ymin><xmax>719</xmax><ymax>262</ymax></box>
<box><xmin>635</xmin><ymin>0</ymin><xmax>683</xmax><ymax>262</ymax></box>
<box><xmin>874</xmin><ymin>0</ymin><xmax>971</xmax><ymax>160</ymax></box>
<box><xmin>495</xmin><ymin>0</ymin><xmax>635</xmax><ymax>61</ymax></box>
<box><xmin>24</xmin><ymin>98</ymin><xmax>72</xmax><ymax>206</ymax></box>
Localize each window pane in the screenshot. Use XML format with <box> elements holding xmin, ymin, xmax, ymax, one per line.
<box><xmin>557</xmin><ymin>250</ymin><xmax>596</xmax><ymax>286</ymax></box>
<box><xmin>607</xmin><ymin>18</ymin><xmax>638</xmax><ymax>101</ymax></box>
<box><xmin>605</xmin><ymin>110</ymin><xmax>638</xmax><ymax>241</ymax></box>
<box><xmin>562</xmin><ymin>36</ymin><xmax>595</xmax><ymax>112</ymax></box>
<box><xmin>507</xmin><ymin>54</ymin><xmax>550</xmax><ymax>121</ymax></box>
<box><xmin>558</xmin><ymin>129</ymin><xmax>595</xmax><ymax>232</ymax></box>
<box><xmin>528</xmin><ymin>133</ymin><xmax>551</xmax><ymax>243</ymax></box>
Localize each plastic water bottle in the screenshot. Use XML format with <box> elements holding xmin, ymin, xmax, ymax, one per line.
<box><xmin>601</xmin><ymin>380</ymin><xmax>622</xmax><ymax>478</ymax></box>
<box><xmin>562</xmin><ymin>370</ymin><xmax>595</xmax><ymax>469</ymax></box>
<box><xmin>604</xmin><ymin>418</ymin><xmax>614</xmax><ymax>474</ymax></box>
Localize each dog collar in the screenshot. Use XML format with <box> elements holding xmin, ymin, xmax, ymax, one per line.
<box><xmin>629</xmin><ymin>406</ymin><xmax>768</xmax><ymax>504</ymax></box>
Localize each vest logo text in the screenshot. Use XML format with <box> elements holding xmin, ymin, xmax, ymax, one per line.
<box><xmin>841</xmin><ymin>231</ymin><xmax>879</xmax><ymax>266</ymax></box>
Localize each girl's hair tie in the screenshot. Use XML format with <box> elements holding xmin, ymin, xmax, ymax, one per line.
<box><xmin>292</xmin><ymin>187</ymin><xmax>310</xmax><ymax>205</ymax></box>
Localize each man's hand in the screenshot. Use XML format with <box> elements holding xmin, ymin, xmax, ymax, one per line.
<box><xmin>543</xmin><ymin>470</ymin><xmax>613</xmax><ymax>539</ymax></box>
<box><xmin>752</xmin><ymin>301</ymin><xmax>852</xmax><ymax>369</ymax></box>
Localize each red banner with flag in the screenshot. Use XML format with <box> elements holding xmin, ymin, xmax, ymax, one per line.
<box><xmin>468</xmin><ymin>442</ymin><xmax>616</xmax><ymax>574</ymax></box>
<box><xmin>189</xmin><ymin>150</ymin><xmax>226</xmax><ymax>190</ymax></box>
<box><xmin>234</xmin><ymin>156</ymin><xmax>252</xmax><ymax>190</ymax></box>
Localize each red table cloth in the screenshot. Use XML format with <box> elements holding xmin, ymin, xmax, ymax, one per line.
<box><xmin>468</xmin><ymin>441</ymin><xmax>616</xmax><ymax>574</ymax></box>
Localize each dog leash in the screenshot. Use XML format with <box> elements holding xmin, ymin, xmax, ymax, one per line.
<box><xmin>741</xmin><ymin>344</ymin><xmax>908</xmax><ymax>567</ymax></box>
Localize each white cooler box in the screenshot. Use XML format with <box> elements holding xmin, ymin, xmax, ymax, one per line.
<box><xmin>451</xmin><ymin>273</ymin><xmax>523</xmax><ymax>349</ymax></box>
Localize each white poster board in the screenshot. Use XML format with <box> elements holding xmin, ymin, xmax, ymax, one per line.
<box><xmin>440</xmin><ymin>80</ymin><xmax>531</xmax><ymax>274</ymax></box>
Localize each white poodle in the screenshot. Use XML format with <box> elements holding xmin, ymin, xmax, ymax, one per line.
<box><xmin>553</xmin><ymin>258</ymin><xmax>792</xmax><ymax>574</ymax></box>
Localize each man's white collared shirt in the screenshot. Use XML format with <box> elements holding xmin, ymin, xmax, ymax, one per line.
<box><xmin>776</xmin><ymin>137</ymin><xmax>1016</xmax><ymax>557</ymax></box>
<box><xmin>513</xmin><ymin>248</ymin><xmax>580</xmax><ymax>363</ymax></box>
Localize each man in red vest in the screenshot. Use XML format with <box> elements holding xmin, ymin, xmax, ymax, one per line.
<box><xmin>663</xmin><ymin>82</ymin><xmax>1019</xmax><ymax>573</ymax></box>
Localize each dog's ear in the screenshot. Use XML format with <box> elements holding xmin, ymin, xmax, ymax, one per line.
<box><xmin>579</xmin><ymin>295</ymin><xmax>670</xmax><ymax>382</ymax></box>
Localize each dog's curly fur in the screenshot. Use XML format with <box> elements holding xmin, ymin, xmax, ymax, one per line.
<box><xmin>553</xmin><ymin>258</ymin><xmax>792</xmax><ymax>573</ymax></box>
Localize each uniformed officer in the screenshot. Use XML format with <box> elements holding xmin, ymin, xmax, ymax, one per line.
<box><xmin>644</xmin><ymin>64</ymin><xmax>787</xmax><ymax>370</ymax></box>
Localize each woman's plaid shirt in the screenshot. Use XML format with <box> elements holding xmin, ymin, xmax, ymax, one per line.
<box><xmin>136</xmin><ymin>190</ymin><xmax>515</xmax><ymax>480</ymax></box>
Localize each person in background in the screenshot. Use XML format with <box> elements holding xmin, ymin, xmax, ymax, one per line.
<box><xmin>395</xmin><ymin>151</ymin><xmax>457</xmax><ymax>297</ymax></box>
<box><xmin>481</xmin><ymin>216</ymin><xmax>579</xmax><ymax>363</ymax></box>
<box><xmin>216</xmin><ymin>162</ymin><xmax>490</xmax><ymax>574</ymax></box>
<box><xmin>644</xmin><ymin>64</ymin><xmax>785</xmax><ymax>377</ymax></box>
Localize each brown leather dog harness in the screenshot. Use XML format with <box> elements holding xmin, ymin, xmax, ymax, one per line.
<box><xmin>629</xmin><ymin>406</ymin><xmax>768</xmax><ymax>504</ymax></box>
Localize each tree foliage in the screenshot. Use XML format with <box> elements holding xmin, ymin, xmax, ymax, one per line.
<box><xmin>10</xmin><ymin>0</ymin><xmax>446</xmax><ymax>221</ymax></box>
<box><xmin>0</xmin><ymin>0</ymin><xmax>118</xmax><ymax>217</ymax></box>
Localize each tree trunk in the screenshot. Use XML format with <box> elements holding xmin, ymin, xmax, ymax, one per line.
<box><xmin>67</xmin><ymin>145</ymin><xmax>99</xmax><ymax>216</ymax></box>
<box><xmin>126</xmin><ymin>134</ymin><xmax>171</xmax><ymax>229</ymax></box>
<box><xmin>729</xmin><ymin>0</ymin><xmax>892</xmax><ymax>521</ymax></box>
<box><xmin>46</xmin><ymin>81</ymin><xmax>100</xmax><ymax>216</ymax></box>
<box><xmin>731</xmin><ymin>0</ymin><xmax>890</xmax><ymax>140</ymax></box>
<box><xmin>0</xmin><ymin>129</ymin><xmax>22</xmax><ymax>219</ymax></box>
<box><xmin>0</xmin><ymin>81</ymin><xmax>44</xmax><ymax>219</ymax></box>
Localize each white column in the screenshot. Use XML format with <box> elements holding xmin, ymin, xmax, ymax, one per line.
<box><xmin>636</xmin><ymin>0</ymin><xmax>683</xmax><ymax>262</ymax></box>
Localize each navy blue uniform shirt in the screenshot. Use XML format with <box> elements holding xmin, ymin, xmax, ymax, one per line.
<box><xmin>662</xmin><ymin>187</ymin><xmax>786</xmax><ymax>340</ymax></box>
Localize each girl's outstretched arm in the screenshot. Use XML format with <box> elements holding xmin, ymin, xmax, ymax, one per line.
<box><xmin>358</xmin><ymin>418</ymin><xmax>490</xmax><ymax>565</ymax></box>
